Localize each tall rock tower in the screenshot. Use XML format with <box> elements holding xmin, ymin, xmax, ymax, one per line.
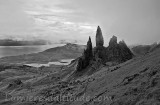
<box><xmin>86</xmin><ymin>36</ymin><xmax>93</xmax><ymax>59</ymax></box>
<box><xmin>94</xmin><ymin>26</ymin><xmax>106</xmax><ymax>62</ymax></box>
<box><xmin>76</xmin><ymin>36</ymin><xmax>93</xmax><ymax>71</ymax></box>
<box><xmin>96</xmin><ymin>26</ymin><xmax>104</xmax><ymax>47</ymax></box>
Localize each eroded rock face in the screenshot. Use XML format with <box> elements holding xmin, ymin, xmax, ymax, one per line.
<box><xmin>76</xmin><ymin>26</ymin><xmax>133</xmax><ymax>71</ymax></box>
<box><xmin>109</xmin><ymin>35</ymin><xmax>118</xmax><ymax>47</ymax></box>
<box><xmin>106</xmin><ymin>36</ymin><xmax>133</xmax><ymax>62</ymax></box>
<box><xmin>76</xmin><ymin>57</ymin><xmax>83</xmax><ymax>71</ymax></box>
<box><xmin>96</xmin><ymin>26</ymin><xmax>104</xmax><ymax>47</ymax></box>
<box><xmin>118</xmin><ymin>40</ymin><xmax>133</xmax><ymax>62</ymax></box>
<box><xmin>94</xmin><ymin>28</ymin><xmax>133</xmax><ymax>63</ymax></box>
<box><xmin>76</xmin><ymin>37</ymin><xmax>93</xmax><ymax>71</ymax></box>
<box><xmin>94</xmin><ymin>26</ymin><xmax>106</xmax><ymax>62</ymax></box>
<box><xmin>86</xmin><ymin>37</ymin><xmax>93</xmax><ymax>59</ymax></box>
<box><xmin>93</xmin><ymin>46</ymin><xmax>107</xmax><ymax>62</ymax></box>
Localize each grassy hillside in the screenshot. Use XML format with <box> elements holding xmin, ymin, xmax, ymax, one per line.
<box><xmin>71</xmin><ymin>45</ymin><xmax>160</xmax><ymax>105</ymax></box>
<box><xmin>0</xmin><ymin>44</ymin><xmax>160</xmax><ymax>105</ymax></box>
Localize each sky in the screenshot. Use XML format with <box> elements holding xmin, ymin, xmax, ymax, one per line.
<box><xmin>0</xmin><ymin>0</ymin><xmax>160</xmax><ymax>45</ymax></box>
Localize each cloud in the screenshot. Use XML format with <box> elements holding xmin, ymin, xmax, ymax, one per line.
<box><xmin>0</xmin><ymin>0</ymin><xmax>34</xmax><ymax>36</ymax></box>
<box><xmin>0</xmin><ymin>0</ymin><xmax>160</xmax><ymax>45</ymax></box>
<box><xmin>22</xmin><ymin>0</ymin><xmax>97</xmax><ymax>42</ymax></box>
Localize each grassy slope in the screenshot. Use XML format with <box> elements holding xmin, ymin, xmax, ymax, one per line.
<box><xmin>75</xmin><ymin>46</ymin><xmax>160</xmax><ymax>105</ymax></box>
<box><xmin>0</xmin><ymin>45</ymin><xmax>160</xmax><ymax>105</ymax></box>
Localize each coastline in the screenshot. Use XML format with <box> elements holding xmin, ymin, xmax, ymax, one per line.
<box><xmin>0</xmin><ymin>43</ymin><xmax>84</xmax><ymax>64</ymax></box>
<box><xmin>0</xmin><ymin>44</ymin><xmax>65</xmax><ymax>58</ymax></box>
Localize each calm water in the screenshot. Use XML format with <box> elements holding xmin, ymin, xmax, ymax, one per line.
<box><xmin>25</xmin><ymin>59</ymin><xmax>74</xmax><ymax>67</ymax></box>
<box><xmin>0</xmin><ymin>44</ymin><xmax>64</xmax><ymax>58</ymax></box>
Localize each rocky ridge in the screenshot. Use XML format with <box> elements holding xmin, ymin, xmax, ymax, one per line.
<box><xmin>76</xmin><ymin>26</ymin><xmax>133</xmax><ymax>71</ymax></box>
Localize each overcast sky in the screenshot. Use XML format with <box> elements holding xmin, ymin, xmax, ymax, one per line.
<box><xmin>0</xmin><ymin>0</ymin><xmax>160</xmax><ymax>45</ymax></box>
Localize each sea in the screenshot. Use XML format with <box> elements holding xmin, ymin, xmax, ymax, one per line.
<box><xmin>0</xmin><ymin>44</ymin><xmax>64</xmax><ymax>58</ymax></box>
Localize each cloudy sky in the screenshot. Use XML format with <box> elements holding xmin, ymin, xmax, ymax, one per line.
<box><xmin>0</xmin><ymin>0</ymin><xmax>160</xmax><ymax>45</ymax></box>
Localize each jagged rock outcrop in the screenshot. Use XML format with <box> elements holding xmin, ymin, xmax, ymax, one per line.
<box><xmin>76</xmin><ymin>37</ymin><xmax>93</xmax><ymax>71</ymax></box>
<box><xmin>76</xmin><ymin>26</ymin><xmax>133</xmax><ymax>71</ymax></box>
<box><xmin>94</xmin><ymin>26</ymin><xmax>106</xmax><ymax>62</ymax></box>
<box><xmin>96</xmin><ymin>26</ymin><xmax>104</xmax><ymax>47</ymax></box>
<box><xmin>109</xmin><ymin>35</ymin><xmax>118</xmax><ymax>47</ymax></box>
<box><xmin>119</xmin><ymin>40</ymin><xmax>133</xmax><ymax>61</ymax></box>
<box><xmin>94</xmin><ymin>27</ymin><xmax>133</xmax><ymax>64</ymax></box>
<box><xmin>106</xmin><ymin>36</ymin><xmax>133</xmax><ymax>62</ymax></box>
<box><xmin>106</xmin><ymin>36</ymin><xmax>119</xmax><ymax>62</ymax></box>
<box><xmin>86</xmin><ymin>37</ymin><xmax>93</xmax><ymax>59</ymax></box>
<box><xmin>93</xmin><ymin>46</ymin><xmax>107</xmax><ymax>62</ymax></box>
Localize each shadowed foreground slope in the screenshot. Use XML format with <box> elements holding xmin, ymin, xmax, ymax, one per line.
<box><xmin>0</xmin><ymin>41</ymin><xmax>159</xmax><ymax>105</ymax></box>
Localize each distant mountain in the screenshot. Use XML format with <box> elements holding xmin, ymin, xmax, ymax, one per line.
<box><xmin>0</xmin><ymin>39</ymin><xmax>49</xmax><ymax>46</ymax></box>
<box><xmin>59</xmin><ymin>39</ymin><xmax>78</xmax><ymax>44</ymax></box>
<box><xmin>44</xmin><ymin>43</ymin><xmax>86</xmax><ymax>53</ymax></box>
